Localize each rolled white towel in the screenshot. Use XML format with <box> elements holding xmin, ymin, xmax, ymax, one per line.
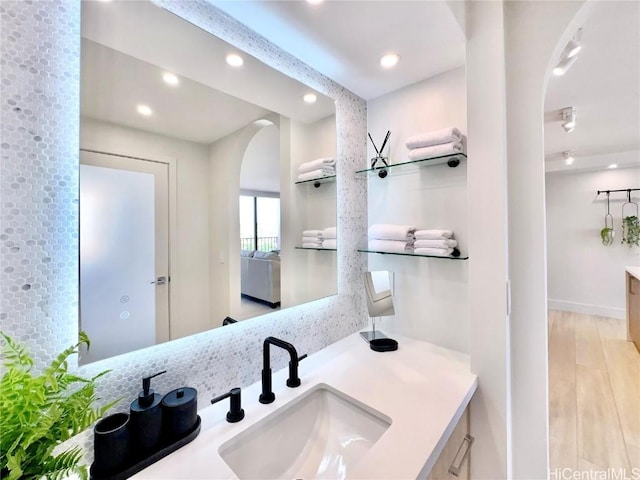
<box><xmin>408</xmin><ymin>142</ymin><xmax>463</xmax><ymax>162</ymax></box>
<box><xmin>297</xmin><ymin>169</ymin><xmax>335</xmax><ymax>182</ymax></box>
<box><xmin>414</xmin><ymin>247</ymin><xmax>454</xmax><ymax>257</ymax></box>
<box><xmin>368</xmin><ymin>224</ymin><xmax>416</xmax><ymax>242</ymax></box>
<box><xmin>298</xmin><ymin>157</ymin><xmax>336</xmax><ymax>173</ymax></box>
<box><xmin>368</xmin><ymin>239</ymin><xmax>413</xmax><ymax>253</ymax></box>
<box><xmin>322</xmin><ymin>239</ymin><xmax>337</xmax><ymax>249</ymax></box>
<box><xmin>302</xmin><ymin>236</ymin><xmax>323</xmax><ymax>244</ymax></box>
<box><xmin>415</xmin><ymin>229</ymin><xmax>453</xmax><ymax>240</ymax></box>
<box><xmin>323</xmin><ymin>226</ymin><xmax>337</xmax><ymax>239</ymax></box>
<box><xmin>405</xmin><ymin>127</ymin><xmax>462</xmax><ymax>150</ymax></box>
<box><xmin>302</xmin><ymin>230</ymin><xmax>323</xmax><ymax>238</ymax></box>
<box><xmin>302</xmin><ymin>243</ymin><xmax>322</xmax><ymax>248</ymax></box>
<box><xmin>414</xmin><ymin>239</ymin><xmax>457</xmax><ymax>249</ymax></box>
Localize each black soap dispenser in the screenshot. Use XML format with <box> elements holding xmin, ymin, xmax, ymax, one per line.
<box><xmin>130</xmin><ymin>370</ymin><xmax>166</xmax><ymax>458</ymax></box>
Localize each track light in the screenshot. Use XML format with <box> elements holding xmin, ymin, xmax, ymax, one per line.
<box><xmin>553</xmin><ymin>56</ymin><xmax>578</xmax><ymax>76</ymax></box>
<box><xmin>553</xmin><ymin>29</ymin><xmax>582</xmax><ymax>76</ymax></box>
<box><xmin>561</xmin><ymin>107</ymin><xmax>576</xmax><ymax>133</ymax></box>
<box><xmin>563</xmin><ymin>151</ymin><xmax>574</xmax><ymax>166</ymax></box>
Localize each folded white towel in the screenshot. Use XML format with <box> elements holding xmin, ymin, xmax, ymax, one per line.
<box><xmin>322</xmin><ymin>239</ymin><xmax>337</xmax><ymax>249</ymax></box>
<box><xmin>302</xmin><ymin>243</ymin><xmax>322</xmax><ymax>248</ymax></box>
<box><xmin>405</xmin><ymin>128</ymin><xmax>462</xmax><ymax>150</ymax></box>
<box><xmin>302</xmin><ymin>236</ymin><xmax>323</xmax><ymax>244</ymax></box>
<box><xmin>368</xmin><ymin>239</ymin><xmax>413</xmax><ymax>253</ymax></box>
<box><xmin>323</xmin><ymin>226</ymin><xmax>337</xmax><ymax>239</ymax></box>
<box><xmin>415</xmin><ymin>229</ymin><xmax>453</xmax><ymax>240</ymax></box>
<box><xmin>414</xmin><ymin>247</ymin><xmax>454</xmax><ymax>257</ymax></box>
<box><xmin>414</xmin><ymin>239</ymin><xmax>457</xmax><ymax>249</ymax></box>
<box><xmin>408</xmin><ymin>142</ymin><xmax>463</xmax><ymax>162</ymax></box>
<box><xmin>297</xmin><ymin>169</ymin><xmax>335</xmax><ymax>182</ymax></box>
<box><xmin>368</xmin><ymin>224</ymin><xmax>416</xmax><ymax>242</ymax></box>
<box><xmin>302</xmin><ymin>230</ymin><xmax>323</xmax><ymax>238</ymax></box>
<box><xmin>298</xmin><ymin>157</ymin><xmax>336</xmax><ymax>174</ymax></box>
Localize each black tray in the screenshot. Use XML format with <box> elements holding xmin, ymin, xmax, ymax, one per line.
<box><xmin>90</xmin><ymin>416</ymin><xmax>201</xmax><ymax>480</ymax></box>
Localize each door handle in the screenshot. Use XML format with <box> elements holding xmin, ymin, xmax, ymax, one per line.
<box><xmin>448</xmin><ymin>434</ymin><xmax>474</xmax><ymax>477</ymax></box>
<box><xmin>151</xmin><ymin>276</ymin><xmax>168</xmax><ymax>285</ymax></box>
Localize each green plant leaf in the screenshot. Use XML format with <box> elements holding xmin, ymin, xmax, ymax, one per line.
<box><xmin>0</xmin><ymin>332</ymin><xmax>113</xmax><ymax>479</ymax></box>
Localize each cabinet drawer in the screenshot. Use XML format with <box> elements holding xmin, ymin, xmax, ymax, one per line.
<box><xmin>427</xmin><ymin>407</ymin><xmax>473</xmax><ymax>480</ymax></box>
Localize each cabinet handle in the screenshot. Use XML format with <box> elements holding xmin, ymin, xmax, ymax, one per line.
<box><xmin>448</xmin><ymin>434</ymin><xmax>474</xmax><ymax>477</ymax></box>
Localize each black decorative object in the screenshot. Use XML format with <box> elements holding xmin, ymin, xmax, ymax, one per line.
<box><xmin>93</xmin><ymin>413</ymin><xmax>131</xmax><ymax>476</ymax></box>
<box><xmin>162</xmin><ymin>387</ymin><xmax>198</xmax><ymax>441</ymax></box>
<box><xmin>368</xmin><ymin>131</ymin><xmax>390</xmax><ymax>178</ymax></box>
<box><xmin>129</xmin><ymin>371</ymin><xmax>166</xmax><ymax>458</ymax></box>
<box><xmin>90</xmin><ymin>416</ymin><xmax>201</xmax><ymax>480</ymax></box>
<box><xmin>369</xmin><ymin>338</ymin><xmax>399</xmax><ymax>352</ymax></box>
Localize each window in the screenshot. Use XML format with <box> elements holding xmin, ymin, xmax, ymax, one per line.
<box><xmin>239</xmin><ymin>195</ymin><xmax>280</xmax><ymax>251</ymax></box>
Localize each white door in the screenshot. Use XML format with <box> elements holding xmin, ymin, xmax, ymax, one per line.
<box><xmin>79</xmin><ymin>150</ymin><xmax>170</xmax><ymax>363</ymax></box>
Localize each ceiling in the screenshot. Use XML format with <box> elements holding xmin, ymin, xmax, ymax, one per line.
<box><xmin>544</xmin><ymin>0</ymin><xmax>640</xmax><ymax>171</ymax></box>
<box><xmin>81</xmin><ymin>0</ymin><xmax>335</xmax><ymax>145</ymax></box>
<box><xmin>211</xmin><ymin>0</ymin><xmax>467</xmax><ymax>100</ymax></box>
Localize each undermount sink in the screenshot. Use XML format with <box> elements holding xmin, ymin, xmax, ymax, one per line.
<box><xmin>219</xmin><ymin>383</ymin><xmax>392</xmax><ymax>480</ymax></box>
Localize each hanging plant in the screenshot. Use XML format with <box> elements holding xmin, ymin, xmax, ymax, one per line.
<box><xmin>600</xmin><ymin>227</ymin><xmax>614</xmax><ymax>246</ymax></box>
<box><xmin>622</xmin><ymin>215</ymin><xmax>640</xmax><ymax>247</ymax></box>
<box><xmin>0</xmin><ymin>331</ymin><xmax>115</xmax><ymax>480</ymax></box>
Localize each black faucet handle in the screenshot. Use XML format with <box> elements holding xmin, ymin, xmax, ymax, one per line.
<box><xmin>211</xmin><ymin>387</ymin><xmax>245</xmax><ymax>423</ymax></box>
<box><xmin>286</xmin><ymin>353</ymin><xmax>308</xmax><ymax>388</ymax></box>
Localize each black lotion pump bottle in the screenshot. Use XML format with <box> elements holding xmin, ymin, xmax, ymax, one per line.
<box><xmin>130</xmin><ymin>370</ymin><xmax>166</xmax><ymax>458</ymax></box>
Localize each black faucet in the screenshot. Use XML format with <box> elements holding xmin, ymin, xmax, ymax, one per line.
<box><xmin>211</xmin><ymin>387</ymin><xmax>245</xmax><ymax>423</ymax></box>
<box><xmin>259</xmin><ymin>336</ymin><xmax>307</xmax><ymax>404</ymax></box>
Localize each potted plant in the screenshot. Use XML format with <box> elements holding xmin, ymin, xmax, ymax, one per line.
<box><xmin>600</xmin><ymin>226</ymin><xmax>614</xmax><ymax>246</ymax></box>
<box><xmin>622</xmin><ymin>215</ymin><xmax>640</xmax><ymax>247</ymax></box>
<box><xmin>0</xmin><ymin>332</ymin><xmax>115</xmax><ymax>480</ymax></box>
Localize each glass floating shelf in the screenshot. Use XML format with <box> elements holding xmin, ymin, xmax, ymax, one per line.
<box><xmin>356</xmin><ymin>153</ymin><xmax>467</xmax><ymax>176</ymax></box>
<box><xmin>294</xmin><ymin>175</ymin><xmax>336</xmax><ymax>188</ymax></box>
<box><xmin>295</xmin><ymin>246</ymin><xmax>337</xmax><ymax>251</ymax></box>
<box><xmin>357</xmin><ymin>248</ymin><xmax>468</xmax><ymax>260</ymax></box>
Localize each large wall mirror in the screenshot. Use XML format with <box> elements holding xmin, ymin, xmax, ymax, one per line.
<box><xmin>79</xmin><ymin>0</ymin><xmax>338</xmax><ymax>364</ymax></box>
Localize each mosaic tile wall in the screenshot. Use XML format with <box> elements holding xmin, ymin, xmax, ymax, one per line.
<box><xmin>0</xmin><ymin>0</ymin><xmax>367</xmax><ymax>461</ymax></box>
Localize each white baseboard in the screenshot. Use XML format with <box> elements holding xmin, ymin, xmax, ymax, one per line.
<box><xmin>548</xmin><ymin>299</ymin><xmax>625</xmax><ymax>320</ymax></box>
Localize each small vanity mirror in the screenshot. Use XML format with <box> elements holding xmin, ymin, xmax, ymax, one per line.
<box><xmin>79</xmin><ymin>0</ymin><xmax>337</xmax><ymax>364</ymax></box>
<box><xmin>364</xmin><ymin>270</ymin><xmax>395</xmax><ymax>317</ymax></box>
<box><xmin>361</xmin><ymin>270</ymin><xmax>396</xmax><ymax>345</ymax></box>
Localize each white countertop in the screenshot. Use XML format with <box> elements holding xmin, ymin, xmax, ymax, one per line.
<box><xmin>627</xmin><ymin>266</ymin><xmax>640</xmax><ymax>281</ymax></box>
<box><xmin>133</xmin><ymin>332</ymin><xmax>478</xmax><ymax>480</ymax></box>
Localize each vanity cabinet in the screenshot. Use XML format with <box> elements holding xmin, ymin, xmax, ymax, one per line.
<box><xmin>427</xmin><ymin>407</ymin><xmax>472</xmax><ymax>480</ymax></box>
<box><xmin>628</xmin><ymin>271</ymin><xmax>640</xmax><ymax>353</ymax></box>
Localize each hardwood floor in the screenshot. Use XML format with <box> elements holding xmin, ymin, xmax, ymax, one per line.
<box><xmin>548</xmin><ymin>310</ymin><xmax>640</xmax><ymax>474</ymax></box>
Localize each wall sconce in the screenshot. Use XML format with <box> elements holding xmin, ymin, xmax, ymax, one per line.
<box><xmin>561</xmin><ymin>107</ymin><xmax>576</xmax><ymax>133</ymax></box>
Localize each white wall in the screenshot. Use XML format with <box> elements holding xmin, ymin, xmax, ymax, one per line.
<box><xmin>240</xmin><ymin>124</ymin><xmax>280</xmax><ymax>194</ymax></box>
<box><xmin>366</xmin><ymin>67</ymin><xmax>469</xmax><ymax>354</ymax></box>
<box><xmin>503</xmin><ymin>1</ymin><xmax>588</xmax><ymax>478</ymax></box>
<box><xmin>465</xmin><ymin>2</ymin><xmax>511</xmax><ymax>477</ymax></box>
<box><xmin>284</xmin><ymin>115</ymin><xmax>338</xmax><ymax>306</ymax></box>
<box><xmin>546</xmin><ymin>164</ymin><xmax>640</xmax><ymax>318</ymax></box>
<box><xmin>80</xmin><ymin>117</ymin><xmax>212</xmax><ymax>340</ymax></box>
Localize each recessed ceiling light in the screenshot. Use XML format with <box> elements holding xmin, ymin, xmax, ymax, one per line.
<box><xmin>608</xmin><ymin>164</ymin><xmax>618</xmax><ymax>169</ymax></box>
<box><xmin>162</xmin><ymin>72</ymin><xmax>179</xmax><ymax>86</ymax></box>
<box><xmin>254</xmin><ymin>119</ymin><xmax>274</xmax><ymax>127</ymax></box>
<box><xmin>226</xmin><ymin>54</ymin><xmax>244</xmax><ymax>67</ymax></box>
<box><xmin>303</xmin><ymin>93</ymin><xmax>317</xmax><ymax>104</ymax></box>
<box><xmin>306</xmin><ymin>0</ymin><xmax>324</xmax><ymax>4</ymax></box>
<box><xmin>553</xmin><ymin>56</ymin><xmax>577</xmax><ymax>76</ymax></box>
<box><xmin>136</xmin><ymin>104</ymin><xmax>153</xmax><ymax>117</ymax></box>
<box><xmin>380</xmin><ymin>53</ymin><xmax>400</xmax><ymax>69</ymax></box>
